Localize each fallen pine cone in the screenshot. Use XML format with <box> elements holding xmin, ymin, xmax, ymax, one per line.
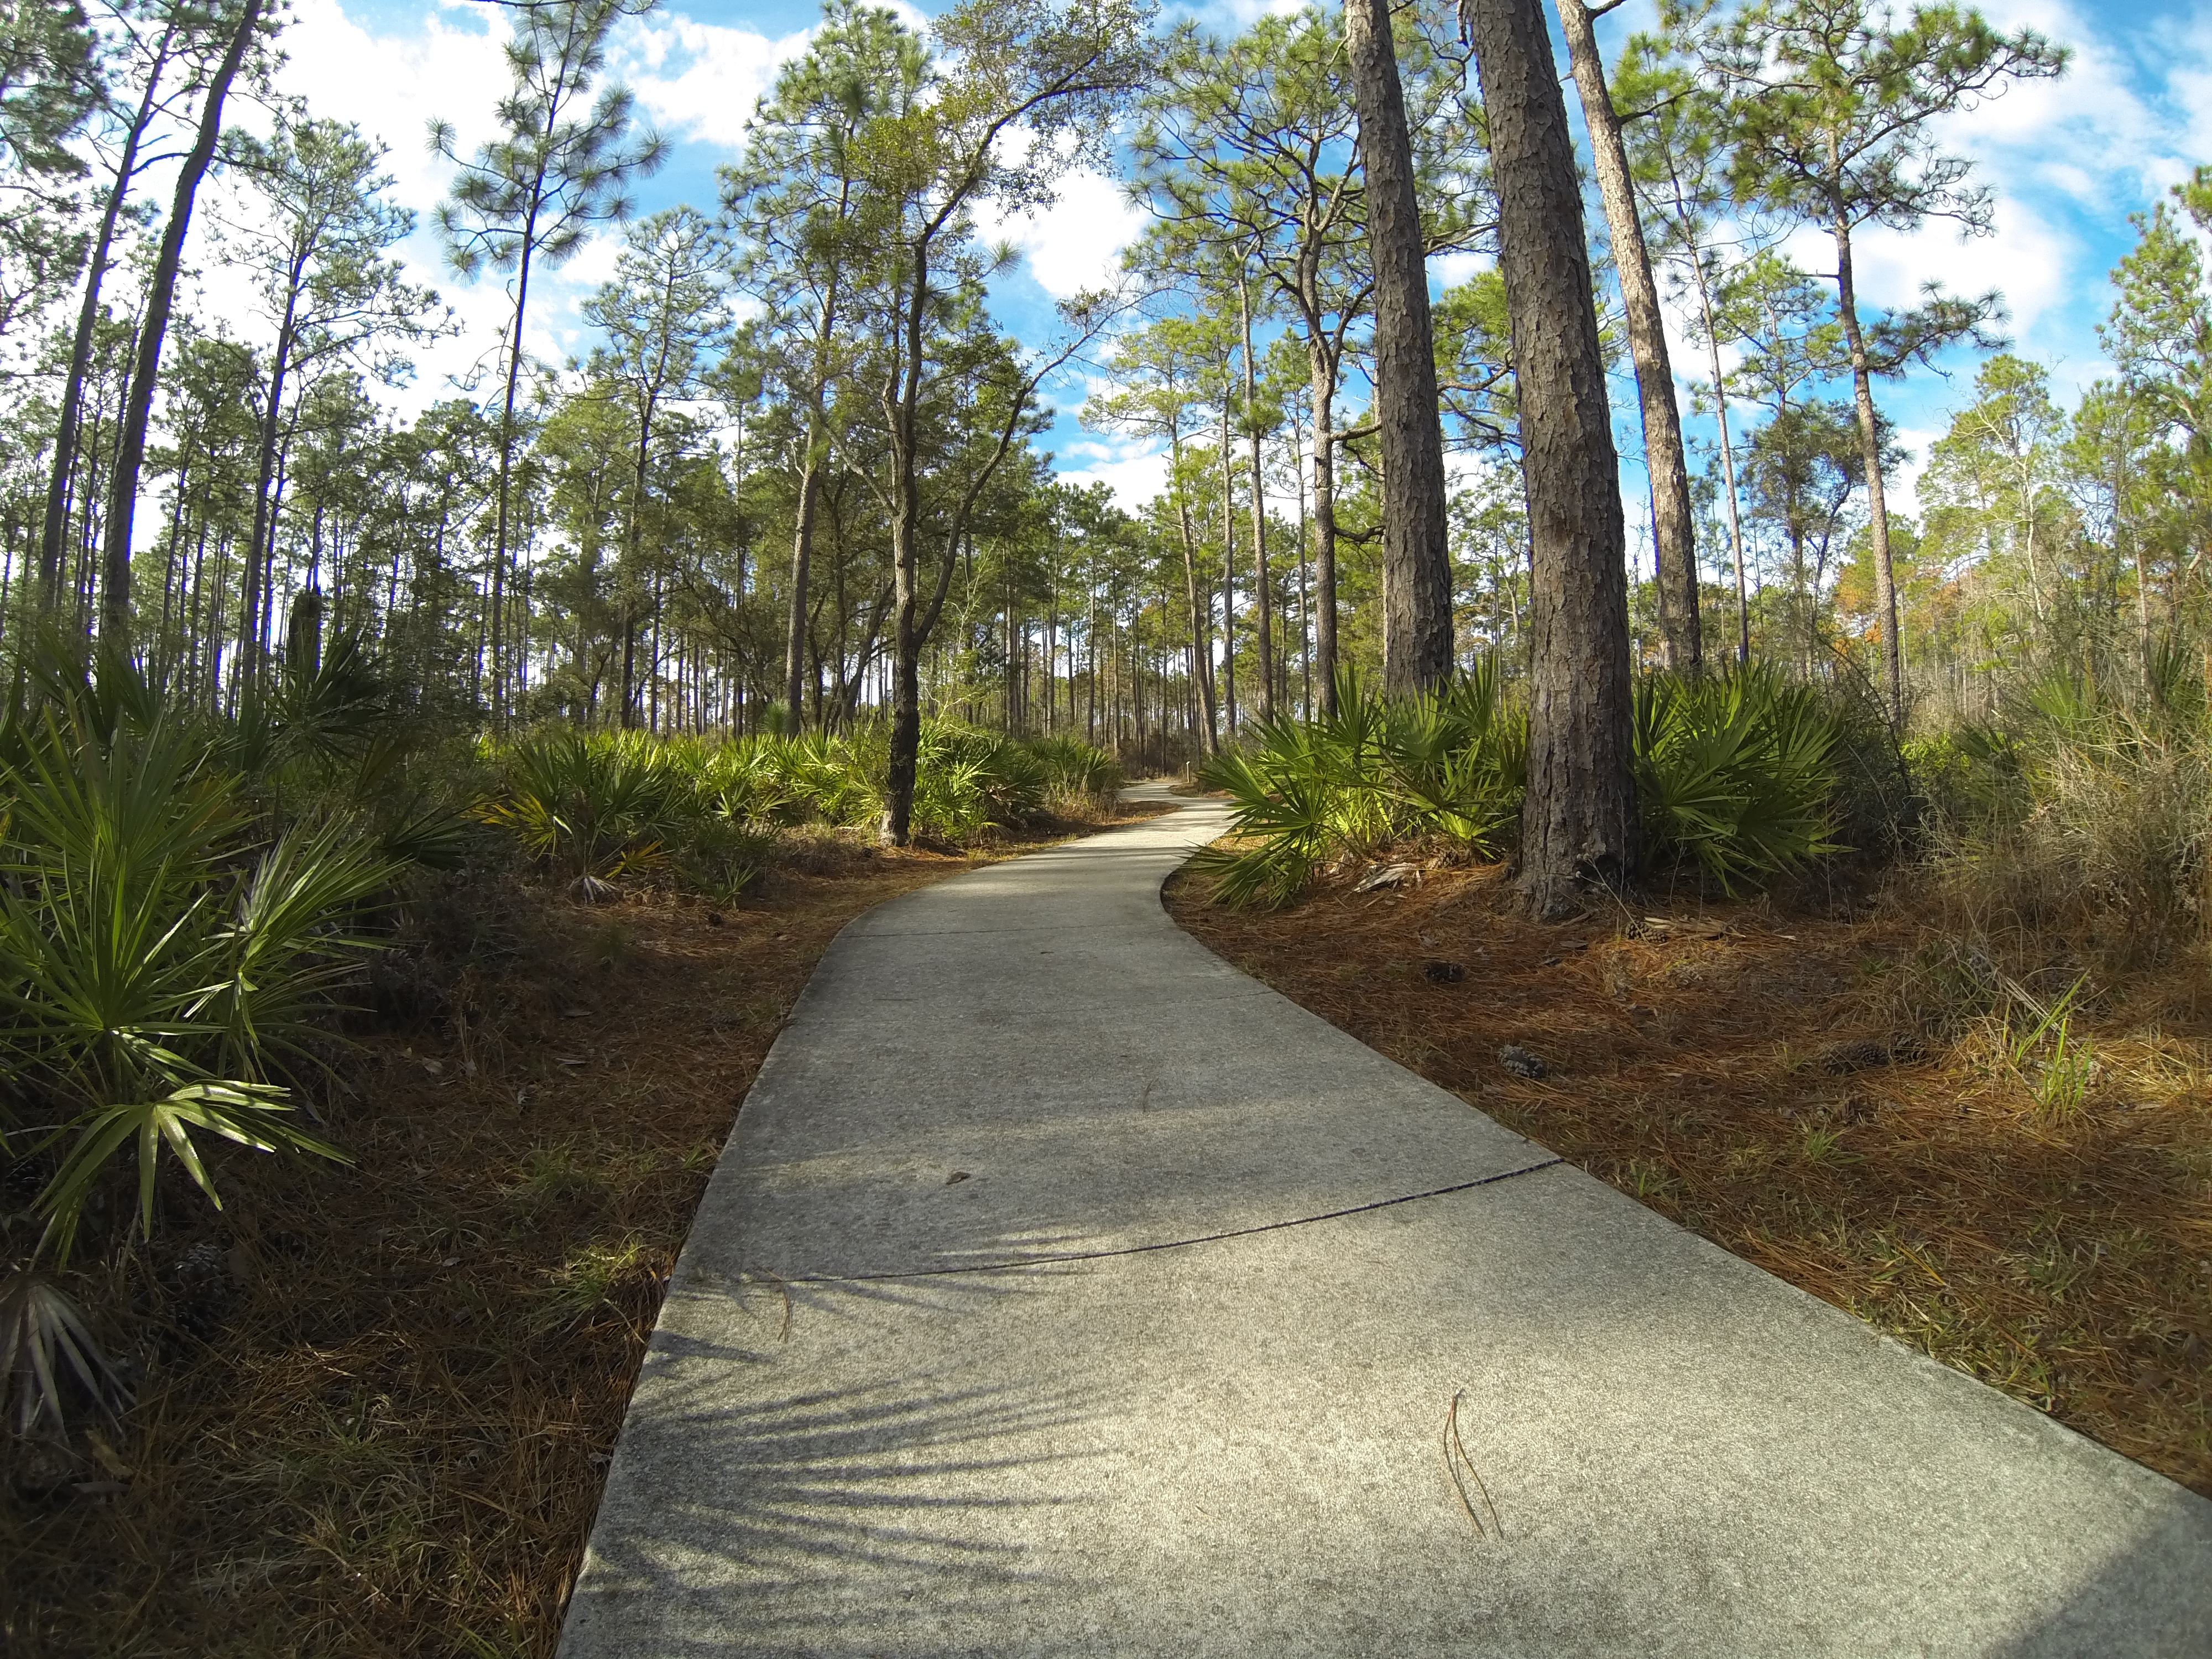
<box><xmin>1498</xmin><ymin>1044</ymin><xmax>1547</xmax><ymax>1079</ymax></box>
<box><xmin>1353</xmin><ymin>862</ymin><xmax>1419</xmax><ymax>894</ymax></box>
<box><xmin>1813</xmin><ymin>1037</ymin><xmax>1926</xmax><ymax>1074</ymax></box>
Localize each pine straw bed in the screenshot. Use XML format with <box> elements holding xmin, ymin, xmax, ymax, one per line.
<box><xmin>2</xmin><ymin>813</ymin><xmax>1149</xmax><ymax>1657</ymax></box>
<box><xmin>1165</xmin><ymin>858</ymin><xmax>2212</xmax><ymax>1499</ymax></box>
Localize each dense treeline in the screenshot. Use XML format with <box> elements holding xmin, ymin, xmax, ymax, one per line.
<box><xmin>4</xmin><ymin>0</ymin><xmax>2212</xmax><ymax>1010</ymax></box>
<box><xmin>9</xmin><ymin>0</ymin><xmax>2212</xmax><ymax>1638</ymax></box>
<box><xmin>7</xmin><ymin>0</ymin><xmax>2201</xmax><ymax>796</ymax></box>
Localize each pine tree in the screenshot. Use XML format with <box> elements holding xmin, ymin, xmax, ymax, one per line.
<box><xmin>431</xmin><ymin>0</ymin><xmax>664</xmax><ymax>724</ymax></box>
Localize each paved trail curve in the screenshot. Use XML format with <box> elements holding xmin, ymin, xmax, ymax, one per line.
<box><xmin>562</xmin><ymin>785</ymin><xmax>2212</xmax><ymax>1657</ymax></box>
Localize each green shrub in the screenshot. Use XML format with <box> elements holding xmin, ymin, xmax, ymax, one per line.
<box><xmin>0</xmin><ymin>646</ymin><xmax>445</xmax><ymax>1428</ymax></box>
<box><xmin>477</xmin><ymin>728</ymin><xmax>692</xmax><ymax>888</ymax></box>
<box><xmin>1376</xmin><ymin>659</ymin><xmax>1527</xmax><ymax>849</ymax></box>
<box><xmin>0</xmin><ymin>697</ymin><xmax>397</xmax><ymax>1266</ymax></box>
<box><xmin>910</xmin><ymin>724</ymin><xmax>1043</xmax><ymax>838</ymax></box>
<box><xmin>1632</xmin><ymin>661</ymin><xmax>1846</xmax><ymax>894</ymax></box>
<box><xmin>1815</xmin><ymin>671</ymin><xmax>1922</xmax><ymax>863</ymax></box>
<box><xmin>482</xmin><ymin>721</ymin><xmax>1122</xmax><ymax>881</ymax></box>
<box><xmin>1922</xmin><ymin>681</ymin><xmax>2212</xmax><ymax>951</ymax></box>
<box><xmin>1903</xmin><ymin>723</ymin><xmax>2025</xmax><ymax>833</ymax></box>
<box><xmin>1195</xmin><ymin>661</ymin><xmax>1845</xmax><ymax>909</ymax></box>
<box><xmin>1193</xmin><ymin>664</ymin><xmax>1524</xmax><ymax>909</ymax></box>
<box><xmin>1028</xmin><ymin>734</ymin><xmax>1125</xmax><ymax>814</ymax></box>
<box><xmin>676</xmin><ymin>732</ymin><xmax>883</xmax><ymax>831</ymax></box>
<box><xmin>790</xmin><ymin>731</ymin><xmax>889</xmax><ymax>827</ymax></box>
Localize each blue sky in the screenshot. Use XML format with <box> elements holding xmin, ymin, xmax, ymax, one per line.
<box><xmin>247</xmin><ymin>0</ymin><xmax>2212</xmax><ymax>519</ymax></box>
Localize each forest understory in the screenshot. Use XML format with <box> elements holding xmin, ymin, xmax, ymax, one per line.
<box><xmin>0</xmin><ymin>808</ymin><xmax>1150</xmax><ymax>1658</ymax></box>
<box><xmin>6</xmin><ymin>0</ymin><xmax>2210</xmax><ymax>1642</ymax></box>
<box><xmin>1166</xmin><ymin>854</ymin><xmax>2212</xmax><ymax>1500</ymax></box>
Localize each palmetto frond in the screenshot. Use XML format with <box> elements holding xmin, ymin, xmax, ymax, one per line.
<box><xmin>0</xmin><ymin>692</ymin><xmax>391</xmax><ymax>1271</ymax></box>
<box><xmin>1195</xmin><ymin>661</ymin><xmax>1842</xmax><ymax>908</ymax></box>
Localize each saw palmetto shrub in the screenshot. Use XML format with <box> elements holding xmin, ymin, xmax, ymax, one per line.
<box><xmin>476</xmin><ymin>728</ymin><xmax>693</xmax><ymax>894</ymax></box>
<box><xmin>1193</xmin><ymin>665</ymin><xmax>1525</xmax><ymax>910</ymax></box>
<box><xmin>1630</xmin><ymin>661</ymin><xmax>1847</xmax><ymax>895</ymax></box>
<box><xmin>1196</xmin><ymin>660</ymin><xmax>1848</xmax><ymax>909</ymax></box>
<box><xmin>1028</xmin><ymin>733</ymin><xmax>1126</xmax><ymax>817</ymax></box>
<box><xmin>478</xmin><ymin>723</ymin><xmax>1123</xmax><ymax>877</ymax></box>
<box><xmin>1</xmin><ymin>651</ymin><xmax>415</xmax><ymax>1434</ymax></box>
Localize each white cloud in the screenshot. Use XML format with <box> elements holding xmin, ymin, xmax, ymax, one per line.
<box><xmin>257</xmin><ymin>1</ymin><xmax>727</xmax><ymax>416</ymax></box>
<box><xmin>215</xmin><ymin>0</ymin><xmax>2212</xmax><ymax>519</ymax></box>
<box><xmin>260</xmin><ymin>0</ymin><xmax>540</xmax><ymax>412</ymax></box>
<box><xmin>1053</xmin><ymin>430</ymin><xmax>1173</xmax><ymax>505</ymax></box>
<box><xmin>2157</xmin><ymin>10</ymin><xmax>2212</xmax><ymax>175</ymax></box>
<box><xmin>1887</xmin><ymin>427</ymin><xmax>1943</xmax><ymax>518</ymax></box>
<box><xmin>976</xmin><ymin>166</ymin><xmax>1146</xmax><ymax>300</ymax></box>
<box><xmin>622</xmin><ymin>15</ymin><xmax>815</xmax><ymax>151</ymax></box>
<box><xmin>554</xmin><ymin>228</ymin><xmax>625</xmax><ymax>291</ymax></box>
<box><xmin>1431</xmin><ymin>250</ymin><xmax>1491</xmax><ymax>288</ymax></box>
<box><xmin>274</xmin><ymin>0</ymin><xmax>508</xmax><ymax>219</ymax></box>
<box><xmin>1833</xmin><ymin>194</ymin><xmax>2075</xmax><ymax>344</ymax></box>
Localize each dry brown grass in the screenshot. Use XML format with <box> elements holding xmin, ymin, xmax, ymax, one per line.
<box><xmin>1</xmin><ymin>811</ymin><xmax>1149</xmax><ymax>1658</ymax></box>
<box><xmin>1165</xmin><ymin>859</ymin><xmax>2212</xmax><ymax>1498</ymax></box>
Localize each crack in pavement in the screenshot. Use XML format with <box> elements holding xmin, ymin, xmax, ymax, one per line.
<box><xmin>779</xmin><ymin>1156</ymin><xmax>1568</xmax><ymax>1285</ymax></box>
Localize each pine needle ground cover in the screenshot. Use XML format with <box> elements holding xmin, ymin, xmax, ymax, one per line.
<box><xmin>1</xmin><ymin>810</ymin><xmax>1152</xmax><ymax>1657</ymax></box>
<box><xmin>1166</xmin><ymin>859</ymin><xmax>2212</xmax><ymax>1499</ymax></box>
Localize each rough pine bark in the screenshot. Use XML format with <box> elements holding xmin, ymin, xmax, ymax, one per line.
<box><xmin>1239</xmin><ymin>273</ymin><xmax>1274</xmax><ymax>720</ymax></box>
<box><xmin>1464</xmin><ymin>0</ymin><xmax>1635</xmax><ymax>917</ymax></box>
<box><xmin>1171</xmin><ymin>431</ymin><xmax>1220</xmax><ymax>752</ymax></box>
<box><xmin>784</xmin><ymin>458</ymin><xmax>820</xmax><ymax>731</ymax></box>
<box><xmin>1308</xmin><ymin>349</ymin><xmax>1341</xmax><ymax>714</ymax></box>
<box><xmin>1831</xmin><ymin>209</ymin><xmax>1902</xmax><ymax>723</ymax></box>
<box><xmin>41</xmin><ymin>34</ymin><xmax>170</xmax><ymax>614</ymax></box>
<box><xmin>99</xmin><ymin>0</ymin><xmax>261</xmax><ymax>643</ymax></box>
<box><xmin>1217</xmin><ymin>395</ymin><xmax>1238</xmax><ymax>731</ymax></box>
<box><xmin>238</xmin><ymin>293</ymin><xmax>300</xmax><ymax>687</ymax></box>
<box><xmin>1343</xmin><ymin>0</ymin><xmax>1452</xmax><ymax>697</ymax></box>
<box><xmin>1555</xmin><ymin>0</ymin><xmax>1700</xmax><ymax>671</ymax></box>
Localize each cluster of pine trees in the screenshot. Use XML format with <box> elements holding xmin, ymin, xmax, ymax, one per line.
<box><xmin>1</xmin><ymin>0</ymin><xmax>2204</xmax><ymax>869</ymax></box>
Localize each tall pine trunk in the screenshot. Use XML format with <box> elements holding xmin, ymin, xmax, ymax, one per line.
<box><xmin>1692</xmin><ymin>261</ymin><xmax>1751</xmax><ymax>663</ymax></box>
<box><xmin>1555</xmin><ymin>0</ymin><xmax>1699</xmax><ymax>671</ymax></box>
<box><xmin>238</xmin><ymin>298</ymin><xmax>299</xmax><ymax>688</ymax></box>
<box><xmin>1344</xmin><ymin>0</ymin><xmax>1452</xmax><ymax>697</ymax></box>
<box><xmin>784</xmin><ymin>456</ymin><xmax>820</xmax><ymax>731</ymax></box>
<box><xmin>1653</xmin><ymin>135</ymin><xmax>1752</xmax><ymax>663</ymax></box>
<box><xmin>1171</xmin><ymin>430</ymin><xmax>1220</xmax><ymax>752</ymax></box>
<box><xmin>1831</xmin><ymin>205</ymin><xmax>1902</xmax><ymax>723</ymax></box>
<box><xmin>1464</xmin><ymin>0</ymin><xmax>1635</xmax><ymax>917</ymax></box>
<box><xmin>100</xmin><ymin>0</ymin><xmax>262</xmax><ymax>643</ymax></box>
<box><xmin>1217</xmin><ymin>396</ymin><xmax>1238</xmax><ymax>732</ymax></box>
<box><xmin>617</xmin><ymin>385</ymin><xmax>656</xmax><ymax>728</ymax></box>
<box><xmin>489</xmin><ymin>215</ymin><xmax>541</xmax><ymax>731</ymax></box>
<box><xmin>42</xmin><ymin>38</ymin><xmax>171</xmax><ymax>613</ymax></box>
<box><xmin>884</xmin><ymin>242</ymin><xmax>932</xmax><ymax>846</ymax></box>
<box><xmin>1308</xmin><ymin>342</ymin><xmax>1341</xmax><ymax>715</ymax></box>
<box><xmin>1239</xmin><ymin>273</ymin><xmax>1274</xmax><ymax>720</ymax></box>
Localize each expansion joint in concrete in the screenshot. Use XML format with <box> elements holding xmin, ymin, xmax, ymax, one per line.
<box><xmin>783</xmin><ymin>1156</ymin><xmax>1568</xmax><ymax>1285</ymax></box>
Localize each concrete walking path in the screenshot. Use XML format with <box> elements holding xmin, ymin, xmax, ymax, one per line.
<box><xmin>561</xmin><ymin>785</ymin><xmax>2212</xmax><ymax>1656</ymax></box>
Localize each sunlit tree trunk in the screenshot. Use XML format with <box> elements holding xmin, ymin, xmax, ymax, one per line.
<box><xmin>1832</xmin><ymin>202</ymin><xmax>1902</xmax><ymax>721</ymax></box>
<box><xmin>1239</xmin><ymin>270</ymin><xmax>1274</xmax><ymax>719</ymax></box>
<box><xmin>1556</xmin><ymin>0</ymin><xmax>1699</xmax><ymax>671</ymax></box>
<box><xmin>1217</xmin><ymin>395</ymin><xmax>1238</xmax><ymax>732</ymax></box>
<box><xmin>1309</xmin><ymin>342</ymin><xmax>1342</xmax><ymax>715</ymax></box>
<box><xmin>42</xmin><ymin>34</ymin><xmax>171</xmax><ymax>615</ymax></box>
<box><xmin>1344</xmin><ymin>0</ymin><xmax>1452</xmax><ymax>696</ymax></box>
<box><xmin>1170</xmin><ymin>430</ymin><xmax>1219</xmax><ymax>752</ymax></box>
<box><xmin>785</xmin><ymin>458</ymin><xmax>819</xmax><ymax>729</ymax></box>
<box><xmin>1465</xmin><ymin>0</ymin><xmax>1635</xmax><ymax>916</ymax></box>
<box><xmin>101</xmin><ymin>0</ymin><xmax>263</xmax><ymax>644</ymax></box>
